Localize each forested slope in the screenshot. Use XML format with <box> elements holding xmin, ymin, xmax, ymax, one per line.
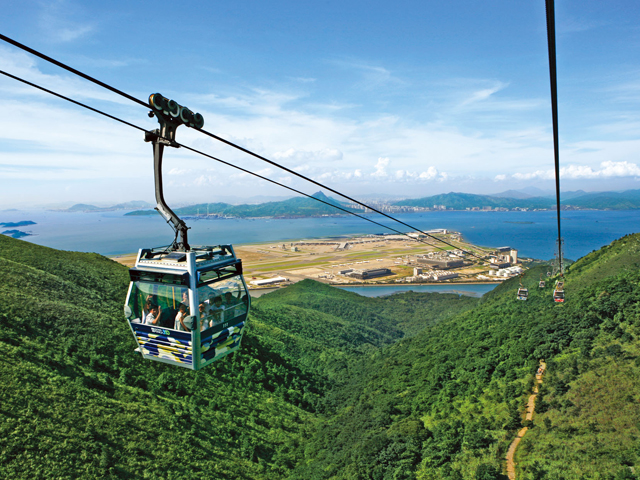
<box><xmin>0</xmin><ymin>236</ymin><xmax>318</xmax><ymax>479</ymax></box>
<box><xmin>1</xmin><ymin>233</ymin><xmax>639</xmax><ymax>479</ymax></box>
<box><xmin>0</xmin><ymin>235</ymin><xmax>473</xmax><ymax>479</ymax></box>
<box><xmin>290</xmin><ymin>235</ymin><xmax>640</xmax><ymax>480</ymax></box>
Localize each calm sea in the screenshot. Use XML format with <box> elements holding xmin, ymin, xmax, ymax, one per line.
<box><xmin>2</xmin><ymin>209</ymin><xmax>639</xmax><ymax>261</ymax></box>
<box><xmin>340</xmin><ymin>283</ymin><xmax>497</xmax><ymax>298</ymax></box>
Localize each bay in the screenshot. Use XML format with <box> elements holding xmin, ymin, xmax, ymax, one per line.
<box><xmin>1</xmin><ymin>209</ymin><xmax>639</xmax><ymax>262</ymax></box>
<box><xmin>340</xmin><ymin>283</ymin><xmax>498</xmax><ymax>298</ymax></box>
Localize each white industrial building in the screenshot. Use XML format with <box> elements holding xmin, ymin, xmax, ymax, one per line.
<box><xmin>487</xmin><ymin>266</ymin><xmax>523</xmax><ymax>278</ymax></box>
<box><xmin>250</xmin><ymin>276</ymin><xmax>289</xmax><ymax>286</ymax></box>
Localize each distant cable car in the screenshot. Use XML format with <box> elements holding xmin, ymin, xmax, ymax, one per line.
<box><xmin>123</xmin><ymin>93</ymin><xmax>250</xmax><ymax>369</ymax></box>
<box><xmin>553</xmin><ymin>279</ymin><xmax>565</xmax><ymax>303</ymax></box>
<box><xmin>517</xmin><ymin>286</ymin><xmax>529</xmax><ymax>301</ymax></box>
<box><xmin>539</xmin><ymin>275</ymin><xmax>546</xmax><ymax>289</ymax></box>
<box><xmin>516</xmin><ymin>273</ymin><xmax>528</xmax><ymax>300</ymax></box>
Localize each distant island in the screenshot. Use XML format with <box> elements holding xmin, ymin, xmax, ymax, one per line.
<box><xmin>125</xmin><ymin>191</ymin><xmax>357</xmax><ymax>218</ymax></box>
<box><xmin>0</xmin><ymin>221</ymin><xmax>36</xmax><ymax>227</ymax></box>
<box><xmin>55</xmin><ymin>201</ymin><xmax>153</xmax><ymax>213</ymax></box>
<box><xmin>1</xmin><ymin>229</ymin><xmax>34</xmax><ymax>239</ymax></box>
<box><xmin>0</xmin><ymin>221</ymin><xmax>36</xmax><ymax>239</ymax></box>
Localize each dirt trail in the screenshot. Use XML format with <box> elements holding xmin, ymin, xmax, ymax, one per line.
<box><xmin>505</xmin><ymin>361</ymin><xmax>546</xmax><ymax>480</ymax></box>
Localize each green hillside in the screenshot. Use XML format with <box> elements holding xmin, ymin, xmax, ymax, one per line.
<box><xmin>1</xmin><ymin>233</ymin><xmax>639</xmax><ymax>479</ymax></box>
<box><xmin>394</xmin><ymin>192</ymin><xmax>554</xmax><ymax>210</ymax></box>
<box><xmin>566</xmin><ymin>189</ymin><xmax>640</xmax><ymax>210</ymax></box>
<box><xmin>290</xmin><ymin>236</ymin><xmax>640</xmax><ymax>479</ymax></box>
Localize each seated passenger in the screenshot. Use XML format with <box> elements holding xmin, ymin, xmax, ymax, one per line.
<box><xmin>145</xmin><ymin>304</ymin><xmax>161</xmax><ymax>326</ymax></box>
<box><xmin>174</xmin><ymin>303</ymin><xmax>190</xmax><ymax>332</ymax></box>
<box><xmin>181</xmin><ymin>290</ymin><xmax>190</xmax><ymax>310</ymax></box>
<box><xmin>223</xmin><ymin>291</ymin><xmax>239</xmax><ymax>307</ymax></box>
<box><xmin>208</xmin><ymin>296</ymin><xmax>224</xmax><ymax>327</ymax></box>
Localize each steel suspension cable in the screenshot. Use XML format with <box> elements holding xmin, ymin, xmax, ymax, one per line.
<box><xmin>0</xmin><ymin>34</ymin><xmax>149</xmax><ymax>109</ymax></box>
<box><xmin>545</xmin><ymin>0</ymin><xmax>563</xmax><ymax>275</ymax></box>
<box><xmin>0</xmin><ymin>33</ymin><xmax>486</xmax><ymax>261</ymax></box>
<box><xmin>1</xmin><ymin>68</ymin><xmax>489</xmax><ymax>260</ymax></box>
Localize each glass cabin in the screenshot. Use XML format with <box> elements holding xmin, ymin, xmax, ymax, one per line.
<box><xmin>516</xmin><ymin>287</ymin><xmax>529</xmax><ymax>301</ymax></box>
<box><xmin>553</xmin><ymin>280</ymin><xmax>565</xmax><ymax>303</ymax></box>
<box><xmin>123</xmin><ymin>245</ymin><xmax>250</xmax><ymax>370</ymax></box>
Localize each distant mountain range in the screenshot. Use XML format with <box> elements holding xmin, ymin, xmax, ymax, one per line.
<box><xmin>125</xmin><ymin>191</ymin><xmax>356</xmax><ymax>218</ymax></box>
<box><xmin>395</xmin><ymin>189</ymin><xmax>640</xmax><ymax>210</ymax></box>
<box><xmin>59</xmin><ymin>201</ymin><xmax>154</xmax><ymax>213</ymax></box>
<box><xmin>65</xmin><ymin>189</ymin><xmax>640</xmax><ymax>220</ymax></box>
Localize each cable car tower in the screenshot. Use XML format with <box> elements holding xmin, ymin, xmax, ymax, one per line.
<box><xmin>123</xmin><ymin>94</ymin><xmax>250</xmax><ymax>370</ymax></box>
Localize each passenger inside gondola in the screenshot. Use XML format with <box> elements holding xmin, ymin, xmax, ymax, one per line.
<box><xmin>145</xmin><ymin>304</ymin><xmax>160</xmax><ymax>325</ymax></box>
<box><xmin>174</xmin><ymin>303</ymin><xmax>190</xmax><ymax>332</ymax></box>
<box><xmin>126</xmin><ymin>282</ymin><xmax>191</xmax><ymax>330</ymax></box>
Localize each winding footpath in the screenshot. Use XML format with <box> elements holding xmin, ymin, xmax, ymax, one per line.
<box><xmin>505</xmin><ymin>361</ymin><xmax>546</xmax><ymax>480</ymax></box>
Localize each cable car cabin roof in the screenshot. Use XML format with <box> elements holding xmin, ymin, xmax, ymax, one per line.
<box><xmin>129</xmin><ymin>245</ymin><xmax>243</xmax><ymax>287</ymax></box>
<box><xmin>135</xmin><ymin>245</ymin><xmax>237</xmax><ymax>271</ymax></box>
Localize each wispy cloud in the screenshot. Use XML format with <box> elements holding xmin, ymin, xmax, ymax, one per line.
<box><xmin>558</xmin><ymin>17</ymin><xmax>604</xmax><ymax>35</ymax></box>
<box><xmin>459</xmin><ymin>81</ymin><xmax>509</xmax><ymax>106</ymax></box>
<box><xmin>330</xmin><ymin>58</ymin><xmax>405</xmax><ymax>90</ymax></box>
<box><xmin>38</xmin><ymin>0</ymin><xmax>95</xmax><ymax>43</ymax></box>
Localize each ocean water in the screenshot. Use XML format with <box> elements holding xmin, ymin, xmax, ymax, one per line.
<box><xmin>2</xmin><ymin>209</ymin><xmax>640</xmax><ymax>261</ymax></box>
<box><xmin>340</xmin><ymin>283</ymin><xmax>497</xmax><ymax>298</ymax></box>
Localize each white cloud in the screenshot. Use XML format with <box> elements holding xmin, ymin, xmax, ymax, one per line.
<box><xmin>419</xmin><ymin>167</ymin><xmax>439</xmax><ymax>180</ymax></box>
<box><xmin>460</xmin><ymin>82</ymin><xmax>509</xmax><ymax>106</ymax></box>
<box><xmin>372</xmin><ymin>157</ymin><xmax>389</xmax><ymax>177</ymax></box>
<box><xmin>168</xmin><ymin>168</ymin><xmax>191</xmax><ymax>175</ymax></box>
<box><xmin>509</xmin><ymin>161</ymin><xmax>640</xmax><ymax>181</ymax></box>
<box><xmin>273</xmin><ymin>148</ymin><xmax>343</xmax><ymax>163</ymax></box>
<box><xmin>57</xmin><ymin>25</ymin><xmax>93</xmax><ymax>42</ymax></box>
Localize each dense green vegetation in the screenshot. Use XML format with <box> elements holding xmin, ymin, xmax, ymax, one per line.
<box><xmin>1</xmin><ymin>232</ymin><xmax>639</xmax><ymax>479</ymax></box>
<box><xmin>125</xmin><ymin>191</ymin><xmax>355</xmax><ymax>218</ymax></box>
<box><xmin>394</xmin><ymin>192</ymin><xmax>553</xmax><ymax>210</ymax></box>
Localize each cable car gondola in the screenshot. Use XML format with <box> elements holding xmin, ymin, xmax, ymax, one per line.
<box><xmin>553</xmin><ymin>279</ymin><xmax>565</xmax><ymax>303</ymax></box>
<box><xmin>539</xmin><ymin>275</ymin><xmax>546</xmax><ymax>289</ymax></box>
<box><xmin>123</xmin><ymin>94</ymin><xmax>250</xmax><ymax>370</ymax></box>
<box><xmin>517</xmin><ymin>286</ymin><xmax>529</xmax><ymax>301</ymax></box>
<box><xmin>516</xmin><ymin>273</ymin><xmax>528</xmax><ymax>301</ymax></box>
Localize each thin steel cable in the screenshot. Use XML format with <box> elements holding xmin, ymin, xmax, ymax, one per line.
<box><xmin>0</xmin><ymin>34</ymin><xmax>148</xmax><ymax>109</ymax></box>
<box><xmin>0</xmin><ymin>68</ymin><xmax>489</xmax><ymax>261</ymax></box>
<box><xmin>0</xmin><ymin>69</ymin><xmax>146</xmax><ymax>133</ymax></box>
<box><xmin>545</xmin><ymin>0</ymin><xmax>563</xmax><ymax>275</ymax></box>
<box><xmin>0</xmin><ymin>33</ymin><xmax>487</xmax><ymax>260</ymax></box>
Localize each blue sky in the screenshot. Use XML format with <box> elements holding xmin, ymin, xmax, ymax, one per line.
<box><xmin>1</xmin><ymin>0</ymin><xmax>640</xmax><ymax>207</ymax></box>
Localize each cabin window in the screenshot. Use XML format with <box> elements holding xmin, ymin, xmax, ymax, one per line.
<box><xmin>197</xmin><ymin>276</ymin><xmax>248</xmax><ymax>332</ymax></box>
<box><xmin>126</xmin><ymin>282</ymin><xmax>191</xmax><ymax>330</ymax></box>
